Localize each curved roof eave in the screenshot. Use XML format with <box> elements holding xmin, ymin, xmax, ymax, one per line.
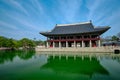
<box><xmin>40</xmin><ymin>27</ymin><xmax>110</xmax><ymax>37</ymax></box>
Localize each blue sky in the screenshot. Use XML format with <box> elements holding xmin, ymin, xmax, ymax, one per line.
<box><xmin>0</xmin><ymin>0</ymin><xmax>120</xmax><ymax>40</ymax></box>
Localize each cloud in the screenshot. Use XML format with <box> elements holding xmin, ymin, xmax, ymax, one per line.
<box><xmin>31</xmin><ymin>0</ymin><xmax>44</xmax><ymax>14</ymax></box>
<box><xmin>2</xmin><ymin>9</ymin><xmax>42</xmax><ymax>31</ymax></box>
<box><xmin>106</xmin><ymin>9</ymin><xmax>120</xmax><ymax>25</ymax></box>
<box><xmin>0</xmin><ymin>0</ymin><xmax>54</xmax><ymax>40</ymax></box>
<box><xmin>86</xmin><ymin>0</ymin><xmax>112</xmax><ymax>23</ymax></box>
<box><xmin>0</xmin><ymin>29</ymin><xmax>40</xmax><ymax>40</ymax></box>
<box><xmin>86</xmin><ymin>0</ymin><xmax>120</xmax><ymax>25</ymax></box>
<box><xmin>5</xmin><ymin>0</ymin><xmax>29</xmax><ymax>16</ymax></box>
<box><xmin>57</xmin><ymin>0</ymin><xmax>82</xmax><ymax>23</ymax></box>
<box><xmin>0</xmin><ymin>0</ymin><xmax>120</xmax><ymax>40</ymax></box>
<box><xmin>86</xmin><ymin>0</ymin><xmax>102</xmax><ymax>20</ymax></box>
<box><xmin>0</xmin><ymin>20</ymin><xmax>18</xmax><ymax>30</ymax></box>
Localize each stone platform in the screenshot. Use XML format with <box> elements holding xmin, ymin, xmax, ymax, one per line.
<box><xmin>35</xmin><ymin>46</ymin><xmax>120</xmax><ymax>53</ymax></box>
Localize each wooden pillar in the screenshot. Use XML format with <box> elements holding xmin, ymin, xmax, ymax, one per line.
<box><xmin>59</xmin><ymin>36</ymin><xmax>61</xmax><ymax>40</ymax></box>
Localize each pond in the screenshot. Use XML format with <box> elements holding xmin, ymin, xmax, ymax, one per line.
<box><xmin>0</xmin><ymin>50</ymin><xmax>120</xmax><ymax>80</ymax></box>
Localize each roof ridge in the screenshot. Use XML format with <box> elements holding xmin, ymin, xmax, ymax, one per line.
<box><xmin>56</xmin><ymin>21</ymin><xmax>91</xmax><ymax>27</ymax></box>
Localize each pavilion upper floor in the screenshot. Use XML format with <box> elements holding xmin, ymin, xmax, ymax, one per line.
<box><xmin>47</xmin><ymin>34</ymin><xmax>100</xmax><ymax>42</ymax></box>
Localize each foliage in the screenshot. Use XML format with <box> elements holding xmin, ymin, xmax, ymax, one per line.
<box><xmin>102</xmin><ymin>33</ymin><xmax>120</xmax><ymax>42</ymax></box>
<box><xmin>111</xmin><ymin>35</ymin><xmax>119</xmax><ymax>41</ymax></box>
<box><xmin>101</xmin><ymin>36</ymin><xmax>112</xmax><ymax>42</ymax></box>
<box><xmin>0</xmin><ymin>36</ymin><xmax>45</xmax><ymax>49</ymax></box>
<box><xmin>19</xmin><ymin>38</ymin><xmax>35</xmax><ymax>49</ymax></box>
<box><xmin>0</xmin><ymin>36</ymin><xmax>8</xmax><ymax>47</ymax></box>
<box><xmin>34</xmin><ymin>40</ymin><xmax>46</xmax><ymax>46</ymax></box>
<box><xmin>117</xmin><ymin>32</ymin><xmax>120</xmax><ymax>38</ymax></box>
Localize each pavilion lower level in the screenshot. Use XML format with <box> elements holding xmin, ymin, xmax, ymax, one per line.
<box><xmin>46</xmin><ymin>35</ymin><xmax>101</xmax><ymax>48</ymax></box>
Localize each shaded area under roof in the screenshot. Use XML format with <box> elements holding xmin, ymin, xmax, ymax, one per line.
<box><xmin>40</xmin><ymin>21</ymin><xmax>110</xmax><ymax>36</ymax></box>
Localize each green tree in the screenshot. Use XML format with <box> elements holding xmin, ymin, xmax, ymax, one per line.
<box><xmin>5</xmin><ymin>38</ymin><xmax>20</xmax><ymax>49</ymax></box>
<box><xmin>6</xmin><ymin>38</ymin><xmax>14</xmax><ymax>48</ymax></box>
<box><xmin>112</xmin><ymin>35</ymin><xmax>119</xmax><ymax>41</ymax></box>
<box><xmin>117</xmin><ymin>32</ymin><xmax>120</xmax><ymax>38</ymax></box>
<box><xmin>34</xmin><ymin>40</ymin><xmax>45</xmax><ymax>46</ymax></box>
<box><xmin>19</xmin><ymin>38</ymin><xmax>35</xmax><ymax>49</ymax></box>
<box><xmin>117</xmin><ymin>32</ymin><xmax>120</xmax><ymax>41</ymax></box>
<box><xmin>0</xmin><ymin>36</ymin><xmax>8</xmax><ymax>47</ymax></box>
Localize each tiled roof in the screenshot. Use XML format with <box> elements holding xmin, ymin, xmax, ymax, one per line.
<box><xmin>40</xmin><ymin>21</ymin><xmax>110</xmax><ymax>36</ymax></box>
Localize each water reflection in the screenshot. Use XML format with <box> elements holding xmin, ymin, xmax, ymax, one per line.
<box><xmin>100</xmin><ymin>57</ymin><xmax>120</xmax><ymax>80</ymax></box>
<box><xmin>39</xmin><ymin>53</ymin><xmax>120</xmax><ymax>80</ymax></box>
<box><xmin>41</xmin><ymin>55</ymin><xmax>109</xmax><ymax>80</ymax></box>
<box><xmin>0</xmin><ymin>51</ymin><xmax>120</xmax><ymax>80</ymax></box>
<box><xmin>0</xmin><ymin>50</ymin><xmax>35</xmax><ymax>64</ymax></box>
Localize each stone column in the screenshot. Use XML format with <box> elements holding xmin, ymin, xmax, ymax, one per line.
<box><xmin>98</xmin><ymin>40</ymin><xmax>101</xmax><ymax>47</ymax></box>
<box><xmin>90</xmin><ymin>40</ymin><xmax>92</xmax><ymax>47</ymax></box>
<box><xmin>53</xmin><ymin>41</ymin><xmax>55</xmax><ymax>48</ymax></box>
<box><xmin>82</xmin><ymin>40</ymin><xmax>84</xmax><ymax>48</ymax></box>
<box><xmin>89</xmin><ymin>35</ymin><xmax>92</xmax><ymax>47</ymax></box>
<box><xmin>66</xmin><ymin>41</ymin><xmax>68</xmax><ymax>48</ymax></box>
<box><xmin>74</xmin><ymin>41</ymin><xmax>76</xmax><ymax>48</ymax></box>
<box><xmin>82</xmin><ymin>35</ymin><xmax>84</xmax><ymax>48</ymax></box>
<box><xmin>46</xmin><ymin>41</ymin><xmax>49</xmax><ymax>48</ymax></box>
<box><xmin>59</xmin><ymin>41</ymin><xmax>61</xmax><ymax>48</ymax></box>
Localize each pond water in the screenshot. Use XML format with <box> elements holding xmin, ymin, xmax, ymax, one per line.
<box><xmin>0</xmin><ymin>50</ymin><xmax>120</xmax><ymax>80</ymax></box>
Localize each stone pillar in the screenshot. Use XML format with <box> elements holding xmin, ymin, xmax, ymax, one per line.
<box><xmin>53</xmin><ymin>41</ymin><xmax>55</xmax><ymax>48</ymax></box>
<box><xmin>46</xmin><ymin>41</ymin><xmax>49</xmax><ymax>48</ymax></box>
<box><xmin>89</xmin><ymin>35</ymin><xmax>92</xmax><ymax>47</ymax></box>
<box><xmin>74</xmin><ymin>41</ymin><xmax>76</xmax><ymax>48</ymax></box>
<box><xmin>82</xmin><ymin>40</ymin><xmax>84</xmax><ymax>48</ymax></box>
<box><xmin>59</xmin><ymin>41</ymin><xmax>61</xmax><ymax>48</ymax></box>
<box><xmin>82</xmin><ymin>35</ymin><xmax>84</xmax><ymax>48</ymax></box>
<box><xmin>98</xmin><ymin>40</ymin><xmax>101</xmax><ymax>47</ymax></box>
<box><xmin>66</xmin><ymin>41</ymin><xmax>68</xmax><ymax>48</ymax></box>
<box><xmin>90</xmin><ymin>40</ymin><xmax>92</xmax><ymax>47</ymax></box>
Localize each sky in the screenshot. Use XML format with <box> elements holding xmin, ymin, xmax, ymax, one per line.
<box><xmin>0</xmin><ymin>0</ymin><xmax>120</xmax><ymax>40</ymax></box>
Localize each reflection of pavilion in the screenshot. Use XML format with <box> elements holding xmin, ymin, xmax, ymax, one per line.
<box><xmin>41</xmin><ymin>55</ymin><xmax>109</xmax><ymax>79</ymax></box>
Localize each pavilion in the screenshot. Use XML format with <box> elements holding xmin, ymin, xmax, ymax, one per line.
<box><xmin>40</xmin><ymin>21</ymin><xmax>110</xmax><ymax>48</ymax></box>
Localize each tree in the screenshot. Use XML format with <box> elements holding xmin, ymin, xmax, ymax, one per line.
<box><xmin>19</xmin><ymin>38</ymin><xmax>35</xmax><ymax>49</ymax></box>
<box><xmin>0</xmin><ymin>36</ymin><xmax>8</xmax><ymax>47</ymax></box>
<box><xmin>6</xmin><ymin>38</ymin><xmax>14</xmax><ymax>48</ymax></box>
<box><xmin>102</xmin><ymin>36</ymin><xmax>112</xmax><ymax>42</ymax></box>
<box><xmin>117</xmin><ymin>32</ymin><xmax>120</xmax><ymax>41</ymax></box>
<box><xmin>34</xmin><ymin>40</ymin><xmax>45</xmax><ymax>46</ymax></box>
<box><xmin>117</xmin><ymin>32</ymin><xmax>120</xmax><ymax>38</ymax></box>
<box><xmin>0</xmin><ymin>36</ymin><xmax>37</xmax><ymax>50</ymax></box>
<box><xmin>112</xmin><ymin>35</ymin><xmax>119</xmax><ymax>41</ymax></box>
